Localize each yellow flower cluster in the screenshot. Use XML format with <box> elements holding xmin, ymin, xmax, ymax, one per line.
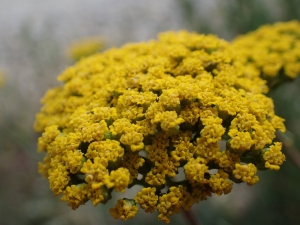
<box><xmin>67</xmin><ymin>37</ymin><xmax>104</xmax><ymax>61</ymax></box>
<box><xmin>263</xmin><ymin>142</ymin><xmax>286</xmax><ymax>171</ymax></box>
<box><xmin>35</xmin><ymin>30</ymin><xmax>286</xmax><ymax>223</ymax></box>
<box><xmin>232</xmin><ymin>163</ymin><xmax>259</xmax><ymax>186</ymax></box>
<box><xmin>110</xmin><ymin>199</ymin><xmax>138</xmax><ymax>220</ymax></box>
<box><xmin>157</xmin><ymin>185</ymin><xmax>194</xmax><ymax>223</ymax></box>
<box><xmin>134</xmin><ymin>187</ymin><xmax>158</xmax><ymax>213</ymax></box>
<box><xmin>231</xmin><ymin>20</ymin><xmax>300</xmax><ymax>88</ymax></box>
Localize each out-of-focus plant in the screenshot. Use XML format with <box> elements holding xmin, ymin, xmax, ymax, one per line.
<box><xmin>67</xmin><ymin>37</ymin><xmax>105</xmax><ymax>62</ymax></box>
<box><xmin>278</xmin><ymin>0</ymin><xmax>300</xmax><ymax>21</ymax></box>
<box><xmin>219</xmin><ymin>0</ymin><xmax>274</xmax><ymax>38</ymax></box>
<box><xmin>35</xmin><ymin>30</ymin><xmax>288</xmax><ymax>224</ymax></box>
<box><xmin>0</xmin><ymin>70</ymin><xmax>4</xmax><ymax>87</ymax></box>
<box><xmin>175</xmin><ymin>0</ymin><xmax>212</xmax><ymax>34</ymax></box>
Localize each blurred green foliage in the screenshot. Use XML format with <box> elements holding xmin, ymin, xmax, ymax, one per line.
<box><xmin>0</xmin><ymin>1</ymin><xmax>300</xmax><ymax>225</ymax></box>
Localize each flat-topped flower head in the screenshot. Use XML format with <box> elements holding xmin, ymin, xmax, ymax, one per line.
<box><xmin>35</xmin><ymin>30</ymin><xmax>285</xmax><ymax>223</ymax></box>
<box><xmin>231</xmin><ymin>20</ymin><xmax>300</xmax><ymax>88</ymax></box>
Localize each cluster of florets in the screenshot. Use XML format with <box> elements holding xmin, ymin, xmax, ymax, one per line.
<box><xmin>231</xmin><ymin>20</ymin><xmax>300</xmax><ymax>88</ymax></box>
<box><xmin>35</xmin><ymin>30</ymin><xmax>286</xmax><ymax>223</ymax></box>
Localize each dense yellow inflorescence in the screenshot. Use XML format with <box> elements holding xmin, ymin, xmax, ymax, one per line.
<box><xmin>35</xmin><ymin>30</ymin><xmax>286</xmax><ymax>223</ymax></box>
<box><xmin>231</xmin><ymin>20</ymin><xmax>300</xmax><ymax>88</ymax></box>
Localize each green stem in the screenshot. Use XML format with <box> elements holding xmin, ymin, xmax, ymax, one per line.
<box><xmin>181</xmin><ymin>208</ymin><xmax>201</xmax><ymax>225</ymax></box>
<box><xmin>166</xmin><ymin>176</ymin><xmax>187</xmax><ymax>186</ymax></box>
<box><xmin>127</xmin><ymin>178</ymin><xmax>149</xmax><ymax>189</ymax></box>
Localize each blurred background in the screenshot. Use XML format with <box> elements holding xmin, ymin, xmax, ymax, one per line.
<box><xmin>0</xmin><ymin>0</ymin><xmax>300</xmax><ymax>224</ymax></box>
